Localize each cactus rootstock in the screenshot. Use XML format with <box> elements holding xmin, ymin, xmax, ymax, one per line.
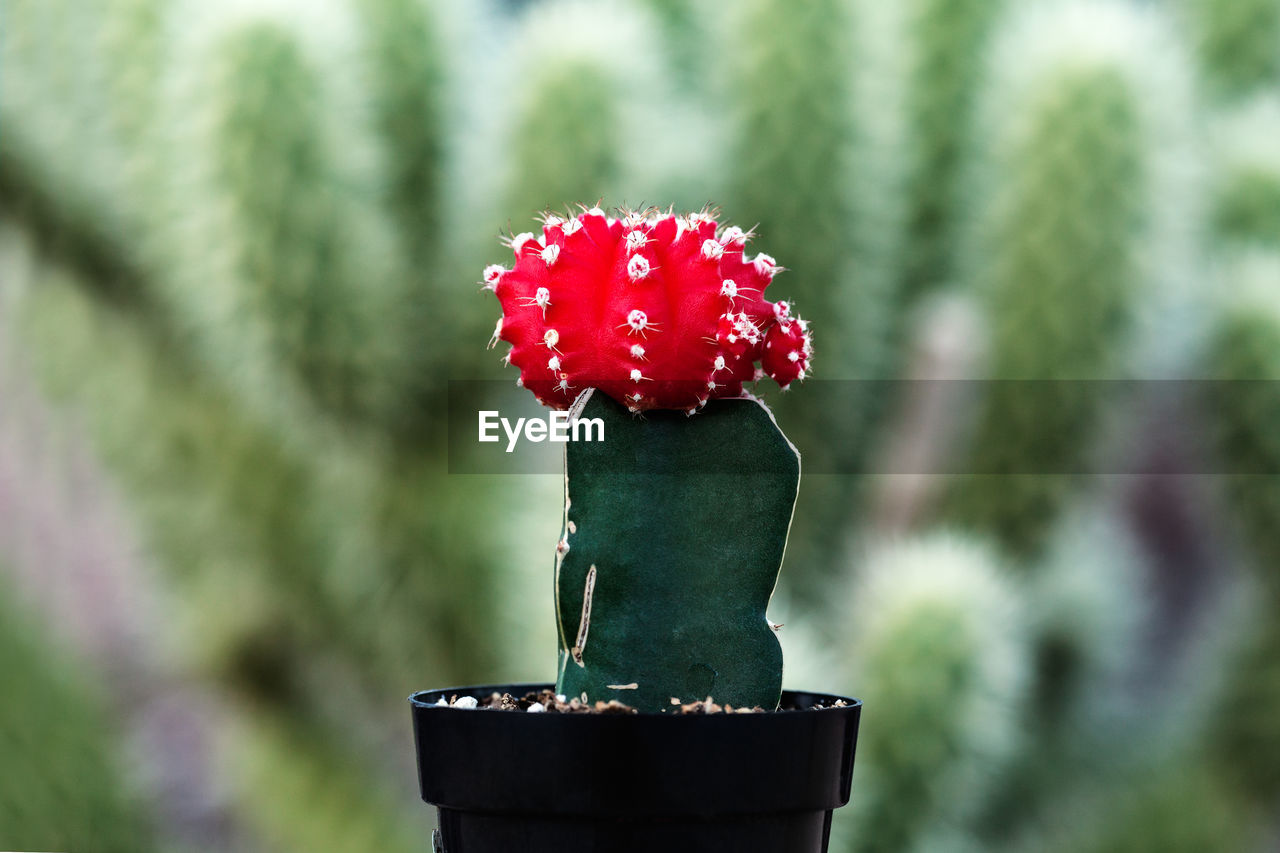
<box><xmin>554</xmin><ymin>389</ymin><xmax>800</xmax><ymax>712</ymax></box>
<box><xmin>487</xmin><ymin>207</ymin><xmax>813</xmax><ymax>413</ymax></box>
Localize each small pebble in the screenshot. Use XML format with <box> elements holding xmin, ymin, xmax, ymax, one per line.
<box><xmin>527</xmin><ymin>703</ymin><xmax>547</xmax><ymax>713</ymax></box>
<box><xmin>454</xmin><ymin>696</ymin><xmax>479</xmax><ymax>709</ymax></box>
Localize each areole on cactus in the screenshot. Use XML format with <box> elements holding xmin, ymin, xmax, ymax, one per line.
<box><xmin>485</xmin><ymin>205</ymin><xmax>813</xmax><ymax>414</ymax></box>
<box><xmin>484</xmin><ymin>205</ymin><xmax>811</xmax><ymax>712</ymax></box>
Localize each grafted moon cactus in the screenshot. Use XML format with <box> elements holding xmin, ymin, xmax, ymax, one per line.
<box><xmin>486</xmin><ymin>206</ymin><xmax>813</xmax><ymax>413</ymax></box>
<box><xmin>484</xmin><ymin>206</ymin><xmax>810</xmax><ymax>712</ymax></box>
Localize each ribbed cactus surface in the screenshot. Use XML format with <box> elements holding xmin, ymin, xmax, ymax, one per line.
<box><xmin>489</xmin><ymin>207</ymin><xmax>810</xmax><ymax>412</ymax></box>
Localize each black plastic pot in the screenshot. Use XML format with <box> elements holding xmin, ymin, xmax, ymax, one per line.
<box><xmin>409</xmin><ymin>683</ymin><xmax>861</xmax><ymax>853</ymax></box>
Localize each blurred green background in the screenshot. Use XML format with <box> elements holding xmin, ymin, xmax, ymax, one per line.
<box><xmin>2</xmin><ymin>0</ymin><xmax>1279</xmax><ymax>850</ymax></box>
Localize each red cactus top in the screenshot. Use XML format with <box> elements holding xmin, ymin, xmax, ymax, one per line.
<box><xmin>485</xmin><ymin>207</ymin><xmax>812</xmax><ymax>413</ymax></box>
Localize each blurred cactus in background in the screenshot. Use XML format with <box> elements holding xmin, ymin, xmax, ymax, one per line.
<box><xmin>1204</xmin><ymin>251</ymin><xmax>1280</xmax><ymax>810</ymax></box>
<box><xmin>1038</xmin><ymin>763</ymin><xmax>1258</xmax><ymax>853</ymax></box>
<box><xmin>724</xmin><ymin>0</ymin><xmax>854</xmax><ymax>350</ymax></box>
<box><xmin>833</xmin><ymin>535</ymin><xmax>1028</xmax><ymax>853</ymax></box>
<box><xmin>1179</xmin><ymin>0</ymin><xmax>1280</xmax><ymax>102</ymax></box>
<box><xmin>0</xmin><ymin>574</ymin><xmax>154</xmax><ymax>853</ymax></box>
<box><xmin>3</xmin><ymin>0</ymin><xmax>1280</xmax><ymax>850</ymax></box>
<box><xmin>157</xmin><ymin>4</ymin><xmax>412</xmax><ymax>427</ymax></box>
<box><xmin>720</xmin><ymin>0</ymin><xmax>909</xmax><ymax>597</ymax></box>
<box><xmin>499</xmin><ymin>0</ymin><xmax>675</xmax><ymax>227</ymax></box>
<box><xmin>1211</xmin><ymin>96</ymin><xmax>1280</xmax><ymax>248</ymax></box>
<box><xmin>227</xmin><ymin>714</ymin><xmax>422</xmax><ymax>853</ymax></box>
<box><xmin>898</xmin><ymin>0</ymin><xmax>1004</xmax><ymax>303</ymax></box>
<box><xmin>1207</xmin><ymin>253</ymin><xmax>1280</xmax><ymax>582</ymax></box>
<box><xmin>946</xmin><ymin>1</ymin><xmax>1195</xmax><ymax>560</ymax></box>
<box><xmin>1209</xmin><ymin>608</ymin><xmax>1280</xmax><ymax>808</ymax></box>
<box><xmin>358</xmin><ymin>0</ymin><xmax>445</xmax><ymax>265</ymax></box>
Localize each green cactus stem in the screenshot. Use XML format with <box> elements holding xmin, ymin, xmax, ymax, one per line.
<box><xmin>1180</xmin><ymin>0</ymin><xmax>1280</xmax><ymax>102</ymax></box>
<box><xmin>899</xmin><ymin>0</ymin><xmax>1005</xmax><ymax>302</ymax></box>
<box><xmin>356</xmin><ymin>0</ymin><xmax>445</xmax><ymax>264</ymax></box>
<box><xmin>101</xmin><ymin>0</ymin><xmax>167</xmax><ymax>153</ymax></box>
<box><xmin>724</xmin><ymin>0</ymin><xmax>852</xmax><ymax>348</ymax></box>
<box><xmin>0</xmin><ymin>574</ymin><xmax>155</xmax><ymax>853</ymax></box>
<box><xmin>719</xmin><ymin>0</ymin><xmax>908</xmax><ymax>604</ymax></box>
<box><xmin>836</xmin><ymin>534</ymin><xmax>1028</xmax><ymax>853</ymax></box>
<box><xmin>1203</xmin><ymin>253</ymin><xmax>1280</xmax><ymax>804</ymax></box>
<box><xmin>554</xmin><ymin>390</ymin><xmax>799</xmax><ymax>712</ymax></box>
<box><xmin>1210</xmin><ymin>96</ymin><xmax>1280</xmax><ymax>248</ymax></box>
<box><xmin>946</xmin><ymin>1</ymin><xmax>1193</xmax><ymax>559</ymax></box>
<box><xmin>500</xmin><ymin>0</ymin><xmax>656</xmax><ymax>222</ymax></box>
<box><xmin>1205</xmin><ymin>252</ymin><xmax>1280</xmax><ymax>589</ymax></box>
<box><xmin>1207</xmin><ymin>609</ymin><xmax>1280</xmax><ymax>806</ymax></box>
<box><xmin>210</xmin><ymin>22</ymin><xmax>359</xmax><ymax>413</ymax></box>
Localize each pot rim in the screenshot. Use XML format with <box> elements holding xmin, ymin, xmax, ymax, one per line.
<box><xmin>409</xmin><ymin>682</ymin><xmax>861</xmax><ymax>715</ymax></box>
<box><xmin>410</xmin><ymin>682</ymin><xmax>863</xmax><ymax>815</ymax></box>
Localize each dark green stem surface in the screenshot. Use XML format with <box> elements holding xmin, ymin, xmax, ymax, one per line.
<box><xmin>555</xmin><ymin>390</ymin><xmax>800</xmax><ymax>712</ymax></box>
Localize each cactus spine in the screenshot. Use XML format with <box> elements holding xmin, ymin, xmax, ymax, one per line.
<box><xmin>836</xmin><ymin>535</ymin><xmax>1028</xmax><ymax>853</ymax></box>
